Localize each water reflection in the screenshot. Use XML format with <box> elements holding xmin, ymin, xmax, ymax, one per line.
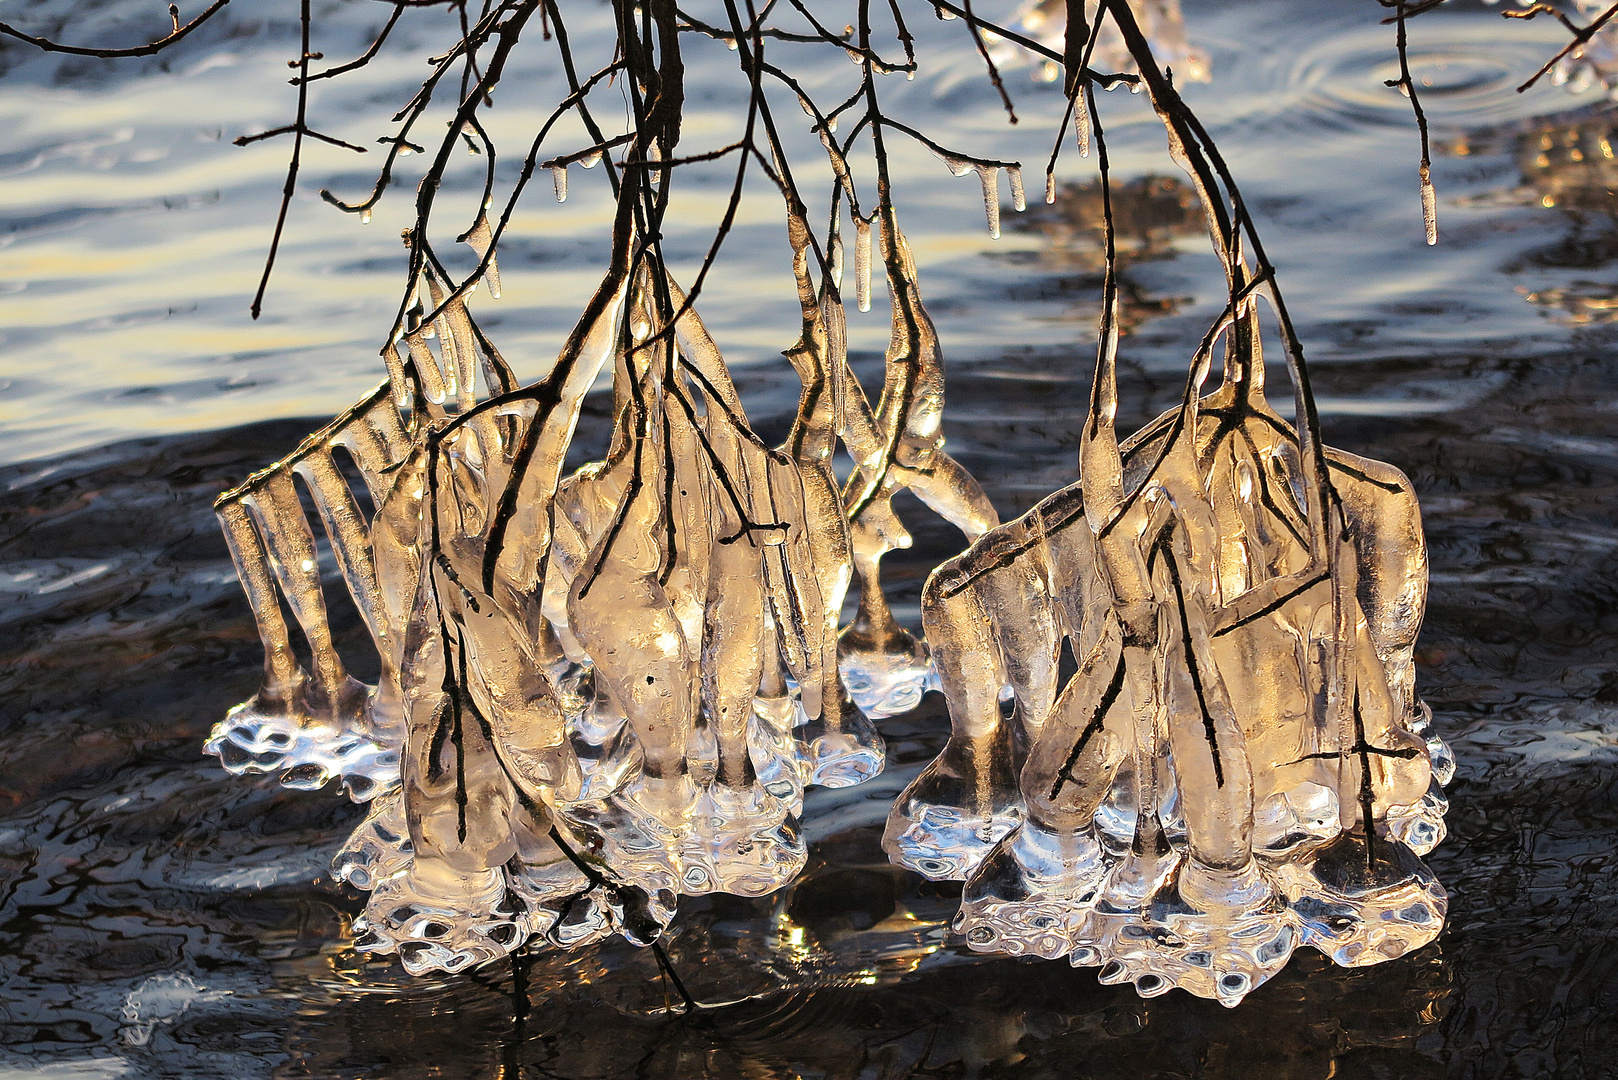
<box><xmin>1452</xmin><ymin>108</ymin><xmax>1618</xmax><ymax>322</ymax></box>
<box><xmin>1006</xmin><ymin>174</ymin><xmax>1201</xmax><ymax>333</ymax></box>
<box><xmin>273</xmin><ymin>934</ymin><xmax>1450</xmax><ymax>1079</ymax></box>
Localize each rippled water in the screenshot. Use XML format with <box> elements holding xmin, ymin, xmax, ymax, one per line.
<box><xmin>5</xmin><ymin>1</ymin><xmax>1618</xmax><ymax>1077</ymax></box>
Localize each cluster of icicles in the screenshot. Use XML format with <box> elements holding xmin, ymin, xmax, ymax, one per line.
<box><xmin>207</xmin><ymin>205</ymin><xmax>1451</xmax><ymax>1007</ymax></box>
<box><xmin>206</xmin><ymin>206</ymin><xmax>995</xmax><ymax>977</ymax></box>
<box><xmin>883</xmin><ymin>287</ymin><xmax>1454</xmax><ymax>1005</ymax></box>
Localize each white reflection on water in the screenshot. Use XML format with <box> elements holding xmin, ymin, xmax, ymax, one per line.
<box><xmin>0</xmin><ymin>0</ymin><xmax>1607</xmax><ymax>466</ymax></box>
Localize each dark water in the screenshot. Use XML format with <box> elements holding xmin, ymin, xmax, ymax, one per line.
<box><xmin>6</xmin><ymin>1</ymin><xmax>1618</xmax><ymax>1077</ymax></box>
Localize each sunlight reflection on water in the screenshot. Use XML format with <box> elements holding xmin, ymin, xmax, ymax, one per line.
<box><xmin>0</xmin><ymin>0</ymin><xmax>1607</xmax><ymax>464</ymax></box>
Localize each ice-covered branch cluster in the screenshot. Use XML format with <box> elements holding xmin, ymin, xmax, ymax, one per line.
<box><xmin>886</xmin><ymin>0</ymin><xmax>1453</xmax><ymax>1006</ymax></box>
<box><xmin>0</xmin><ymin>0</ymin><xmax>1458</xmax><ymax>1000</ymax></box>
<box><xmin>205</xmin><ymin>153</ymin><xmax>1005</xmax><ymax>973</ymax></box>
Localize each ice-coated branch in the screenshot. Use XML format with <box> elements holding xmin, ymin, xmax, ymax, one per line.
<box><xmin>1384</xmin><ymin>0</ymin><xmax>1438</xmax><ymax>245</ymax></box>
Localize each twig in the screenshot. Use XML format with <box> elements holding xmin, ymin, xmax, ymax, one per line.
<box><xmin>960</xmin><ymin>0</ymin><xmax>1018</xmax><ymax>123</ymax></box>
<box><xmin>249</xmin><ymin>0</ymin><xmax>314</xmax><ymax>319</ymax></box>
<box><xmin>1507</xmin><ymin>1</ymin><xmax>1618</xmax><ymax>92</ymax></box>
<box><xmin>0</xmin><ymin>0</ymin><xmax>232</xmax><ymax>57</ymax></box>
<box><xmin>299</xmin><ymin>1</ymin><xmax>407</xmax><ymax>83</ymax></box>
<box><xmin>1386</xmin><ymin>0</ymin><xmax>1438</xmax><ymax>245</ymax></box>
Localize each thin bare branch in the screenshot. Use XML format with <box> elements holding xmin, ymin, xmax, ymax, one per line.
<box><xmin>0</xmin><ymin>0</ymin><xmax>232</xmax><ymax>58</ymax></box>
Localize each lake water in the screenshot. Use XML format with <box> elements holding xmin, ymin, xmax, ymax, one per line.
<box><xmin>3</xmin><ymin>1</ymin><xmax>1618</xmax><ymax>1077</ymax></box>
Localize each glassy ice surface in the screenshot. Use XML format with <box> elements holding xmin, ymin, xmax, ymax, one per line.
<box><xmin>7</xmin><ymin>0</ymin><xmax>1618</xmax><ymax>1073</ymax></box>
<box><xmin>887</xmin><ymin>267</ymin><xmax>1450</xmax><ymax>1005</ymax></box>
<box><xmin>195</xmin><ymin>207</ymin><xmax>1007</xmax><ymax>976</ymax></box>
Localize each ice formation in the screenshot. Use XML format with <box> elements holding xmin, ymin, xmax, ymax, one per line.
<box><xmin>885</xmin><ymin>294</ymin><xmax>1453</xmax><ymax>1005</ymax></box>
<box><xmin>207</xmin><ymin>383</ymin><xmax>413</xmax><ymax>803</ymax></box>
<box><xmin>886</xmin><ymin>1</ymin><xmax>1451</xmax><ymax>1004</ymax></box>
<box><xmin>206</xmin><ymin>194</ymin><xmax>993</xmax><ymax>975</ymax></box>
<box><xmin>833</xmin><ymin>209</ymin><xmax>999</xmax><ymax>723</ymax></box>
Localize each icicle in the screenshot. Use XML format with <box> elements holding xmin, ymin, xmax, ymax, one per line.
<box><xmin>405</xmin><ymin>330</ymin><xmax>448</xmax><ymax>405</ymax></box>
<box><xmin>1075</xmin><ymin>89</ymin><xmax>1092</xmax><ymax>159</ymax></box>
<box><xmin>293</xmin><ymin>450</ymin><xmax>383</xmax><ymax>632</ymax></box>
<box><xmin>361</xmin><ymin>208</ymin><xmax>372</xmax><ymax>225</ymax></box>
<box><xmin>1008</xmin><ymin>165</ymin><xmax>1027</xmax><ymax>213</ymax></box>
<box><xmin>443</xmin><ymin>296</ymin><xmax>480</xmax><ymax>408</ymax></box>
<box><xmin>424</xmin><ymin>274</ymin><xmax>461</xmax><ymax>402</ymax></box>
<box><xmin>831</xmin><ymin>227</ymin><xmax>845</xmax><ymax>290</ymax></box>
<box><xmin>246</xmin><ymin>473</ymin><xmax>356</xmax><ymax>706</ymax></box>
<box><xmin>382</xmin><ymin>338</ymin><xmax>411</xmax><ymax>408</ymax></box>
<box><xmin>461</xmin><ymin>215</ymin><xmax>501</xmax><ymax>300</ymax></box>
<box><xmin>941</xmin><ymin>154</ymin><xmax>973</xmax><ymax>178</ymax></box>
<box><xmin>855</xmin><ymin>215</ymin><xmax>873</xmax><ymax>313</ymax></box>
<box><xmin>578</xmin><ymin>150</ymin><xmax>602</xmax><ymax>169</ymax></box>
<box><xmin>551</xmin><ymin>164</ymin><xmax>568</xmax><ymax>203</ymax></box>
<box><xmin>1420</xmin><ymin>163</ymin><xmax>1437</xmax><ymax>246</ymax></box>
<box><xmin>977</xmin><ymin>165</ymin><xmax>1002</xmax><ymax>239</ymax></box>
<box><xmin>1045</xmin><ymin>169</ymin><xmax>1057</xmax><ymax>205</ymax></box>
<box><xmin>216</xmin><ymin>500</ymin><xmax>303</xmax><ymax>698</ymax></box>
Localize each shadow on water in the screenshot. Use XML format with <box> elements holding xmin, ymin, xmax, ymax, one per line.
<box><xmin>6</xmin><ymin>328</ymin><xmax>1618</xmax><ymax>1077</ymax></box>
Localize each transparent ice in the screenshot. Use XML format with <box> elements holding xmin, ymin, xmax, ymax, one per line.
<box><xmin>885</xmin><ymin>289</ymin><xmax>1452</xmax><ymax>1006</ymax></box>
<box><xmin>205</xmin><ymin>203</ymin><xmax>994</xmax><ymax>977</ymax></box>
<box><xmin>836</xmin><ymin>212</ymin><xmax>999</xmax><ymax>727</ymax></box>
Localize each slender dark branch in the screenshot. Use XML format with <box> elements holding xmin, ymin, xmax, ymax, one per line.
<box><xmin>234</xmin><ymin>125</ymin><xmax>367</xmax><ymax>153</ymax></box>
<box><xmin>1378</xmin><ymin>0</ymin><xmax>1454</xmax><ymax>22</ymax></box>
<box><xmin>886</xmin><ymin>0</ymin><xmax>916</xmax><ymax>68</ymax></box>
<box><xmin>416</xmin><ymin>62</ymin><xmax>624</xmax><ymax>335</ymax></box>
<box><xmin>321</xmin><ymin>1</ymin><xmax>516</xmax><ymax>216</ymax></box>
<box><xmin>0</xmin><ymin>0</ymin><xmax>231</xmax><ymax>57</ymax></box>
<box><xmin>960</xmin><ymin>0</ymin><xmax>1018</xmax><ymax>123</ymax></box>
<box><xmin>539</xmin><ymin>132</ymin><xmax>636</xmax><ymax>170</ymax></box>
<box><xmin>249</xmin><ymin>0</ymin><xmax>314</xmax><ymax>319</ymax></box>
<box><xmin>1386</xmin><ymin>0</ymin><xmax>1437</xmax><ymax>245</ymax></box>
<box><xmin>1049</xmin><ymin>648</ymin><xmax>1127</xmax><ymax>799</ymax></box>
<box><xmin>1160</xmin><ymin>537</ymin><xmax>1225</xmax><ymax>788</ymax></box>
<box><xmin>299</xmin><ymin>1</ymin><xmax>407</xmax><ymax>82</ymax></box>
<box><xmin>676</xmin><ymin>8</ymin><xmax>837</xmax><ymax>47</ymax></box>
<box><xmin>386</xmin><ymin>1</ymin><xmax>543</xmax><ymax>336</ymax></box>
<box><xmin>880</xmin><ymin>115</ymin><xmax>1020</xmax><ymax>170</ymax></box>
<box><xmin>545</xmin><ymin>0</ymin><xmax>623</xmax><ymax>198</ymax></box>
<box><xmin>1507</xmin><ymin>1</ymin><xmax>1618</xmax><ymax>93</ymax></box>
<box><xmin>625</xmin><ymin>140</ymin><xmax>748</xmax><ymax>169</ymax></box>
